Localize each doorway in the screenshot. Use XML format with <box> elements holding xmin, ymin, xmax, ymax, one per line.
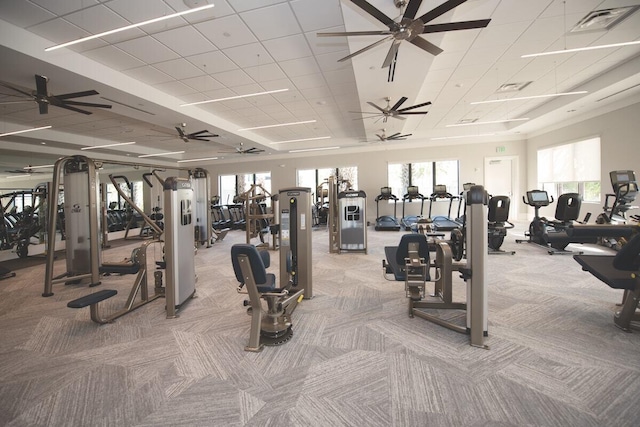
<box><xmin>484</xmin><ymin>156</ymin><xmax>518</xmax><ymax>219</ymax></box>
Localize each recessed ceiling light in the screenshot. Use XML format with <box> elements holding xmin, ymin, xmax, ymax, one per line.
<box><xmin>470</xmin><ymin>91</ymin><xmax>587</xmax><ymax>105</ymax></box>
<box><xmin>521</xmin><ymin>41</ymin><xmax>640</xmax><ymax>58</ymax></box>
<box><xmin>289</xmin><ymin>146</ymin><xmax>340</xmax><ymax>153</ymax></box>
<box><xmin>177</xmin><ymin>157</ymin><xmax>219</xmax><ymax>163</ymax></box>
<box><xmin>180</xmin><ymin>88</ymin><xmax>289</xmax><ymax>107</ymax></box>
<box><xmin>24</xmin><ymin>164</ymin><xmax>54</xmax><ymax>170</ymax></box>
<box><xmin>0</xmin><ymin>125</ymin><xmax>52</xmax><ymax>138</ymax></box>
<box><xmin>138</xmin><ymin>151</ymin><xmax>185</xmax><ymax>158</ymax></box>
<box><xmin>446</xmin><ymin>118</ymin><xmax>529</xmax><ymax>127</ymax></box>
<box><xmin>270</xmin><ymin>136</ymin><xmax>331</xmax><ymax>145</ymax></box>
<box><xmin>238</xmin><ymin>120</ymin><xmax>316</xmax><ymax>132</ymax></box>
<box><xmin>81</xmin><ymin>141</ymin><xmax>136</xmax><ymax>150</ymax></box>
<box><xmin>45</xmin><ymin>4</ymin><xmax>214</xmax><ymax>51</ymax></box>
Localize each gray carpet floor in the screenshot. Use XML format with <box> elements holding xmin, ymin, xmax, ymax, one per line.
<box><xmin>0</xmin><ymin>223</ymin><xmax>639</xmax><ymax>427</ymax></box>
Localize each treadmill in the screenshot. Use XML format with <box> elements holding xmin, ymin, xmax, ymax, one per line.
<box><xmin>374</xmin><ymin>187</ymin><xmax>401</xmax><ymax>231</ymax></box>
<box><xmin>400</xmin><ymin>185</ymin><xmax>426</xmax><ymax>231</ymax></box>
<box><xmin>429</xmin><ymin>184</ymin><xmax>462</xmax><ymax>231</ymax></box>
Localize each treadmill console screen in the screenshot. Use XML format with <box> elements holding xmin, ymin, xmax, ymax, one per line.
<box><xmin>407</xmin><ymin>186</ymin><xmax>418</xmax><ymax>195</ymax></box>
<box><xmin>433</xmin><ymin>184</ymin><xmax>446</xmax><ymax>194</ymax></box>
<box><xmin>381</xmin><ymin>187</ymin><xmax>391</xmax><ymax>196</ymax></box>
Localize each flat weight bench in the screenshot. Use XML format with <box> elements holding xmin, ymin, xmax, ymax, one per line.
<box><xmin>574</xmin><ymin>232</ymin><xmax>640</xmax><ymax>331</ymax></box>
<box><xmin>67</xmin><ymin>289</ymin><xmax>118</xmax><ymax>324</ymax></box>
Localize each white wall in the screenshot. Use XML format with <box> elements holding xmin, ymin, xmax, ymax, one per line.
<box><xmin>526</xmin><ymin>101</ymin><xmax>640</xmax><ymax>220</ymax></box>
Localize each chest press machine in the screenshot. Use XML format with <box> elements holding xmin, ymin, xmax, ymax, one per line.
<box><xmin>383</xmin><ymin>185</ymin><xmax>489</xmax><ymax>348</ymax></box>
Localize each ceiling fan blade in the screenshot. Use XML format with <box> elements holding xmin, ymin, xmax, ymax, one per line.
<box><xmin>337</xmin><ymin>36</ymin><xmax>393</xmax><ymax>63</ymax></box>
<box><xmin>382</xmin><ymin>40</ymin><xmax>401</xmax><ymax>68</ymax></box>
<box><xmin>398</xmin><ymin>111</ymin><xmax>428</xmax><ymax>115</ymax></box>
<box><xmin>375</xmin><ymin>133</ymin><xmax>385</xmax><ymax>141</ymax></box>
<box><xmin>38</xmin><ymin>102</ymin><xmax>48</xmax><ymax>114</ymax></box>
<box><xmin>55</xmin><ymin>89</ymin><xmax>100</xmax><ymax>100</ymax></box>
<box><xmin>390</xmin><ymin>97</ymin><xmax>408</xmax><ymax>111</ymax></box>
<box><xmin>350</xmin><ymin>0</ymin><xmax>396</xmax><ymax>28</ymax></box>
<box><xmin>55</xmin><ymin>103</ymin><xmax>92</xmax><ymax>115</ymax></box>
<box><xmin>391</xmin><ymin>115</ymin><xmax>406</xmax><ymax>120</ymax></box>
<box><xmin>390</xmin><ymin>133</ymin><xmax>412</xmax><ymax>139</ymax></box>
<box><xmin>387</xmin><ymin>132</ymin><xmax>401</xmax><ymax>139</ymax></box>
<box><xmin>57</xmin><ymin>100</ymin><xmax>112</xmax><ymax>109</ymax></box>
<box><xmin>423</xmin><ymin>19</ymin><xmax>491</xmax><ymax>34</ymax></box>
<box><xmin>35</xmin><ymin>75</ymin><xmax>48</xmax><ymax>97</ymax></box>
<box><xmin>403</xmin><ymin>0</ymin><xmax>424</xmax><ymax>20</ymax></box>
<box><xmin>0</xmin><ymin>81</ymin><xmax>33</xmax><ymax>98</ymax></box>
<box><xmin>397</xmin><ymin>101</ymin><xmax>431</xmax><ymax>112</ymax></box>
<box><xmin>0</xmin><ymin>100</ymin><xmax>35</xmax><ymax>105</ymax></box>
<box><xmin>366</xmin><ymin>101</ymin><xmax>386</xmax><ymax>113</ymax></box>
<box><xmin>409</xmin><ymin>36</ymin><xmax>443</xmax><ymax>56</ymax></box>
<box><xmin>175</xmin><ymin>127</ymin><xmax>187</xmax><ymax>138</ymax></box>
<box><xmin>318</xmin><ymin>31</ymin><xmax>392</xmax><ymax>37</ymax></box>
<box><xmin>418</xmin><ymin>0</ymin><xmax>466</xmax><ymax>24</ymax></box>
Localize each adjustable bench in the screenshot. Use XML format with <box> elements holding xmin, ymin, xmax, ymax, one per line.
<box><xmin>574</xmin><ymin>232</ymin><xmax>640</xmax><ymax>331</ymax></box>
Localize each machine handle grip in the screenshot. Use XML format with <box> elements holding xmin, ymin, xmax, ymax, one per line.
<box><xmin>142</xmin><ymin>173</ymin><xmax>153</xmax><ymax>188</ymax></box>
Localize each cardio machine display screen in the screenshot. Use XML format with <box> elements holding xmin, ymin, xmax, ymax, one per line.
<box><xmin>529</xmin><ymin>191</ymin><xmax>548</xmax><ymax>202</ymax></box>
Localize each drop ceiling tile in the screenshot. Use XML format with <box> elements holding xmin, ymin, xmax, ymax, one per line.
<box><xmin>83</xmin><ymin>45</ymin><xmax>146</xmax><ymax>71</ymax></box>
<box><xmin>323</xmin><ymin>68</ymin><xmax>355</xmax><ymax>85</ymax></box>
<box><xmin>195</xmin><ymin>15</ymin><xmax>257</xmax><ymax>49</ymax></box>
<box><xmin>305</xmin><ymin>27</ymin><xmax>349</xmax><ymax>55</ymax></box>
<box><xmin>181</xmin><ymin>75</ymin><xmax>225</xmax><ymax>92</ymax></box>
<box><xmin>213</xmin><ymin>69</ymin><xmax>255</xmax><ymax>87</ymax></box>
<box><xmin>0</xmin><ymin>1</ymin><xmax>55</xmax><ymax>28</ymax></box>
<box><xmin>223</xmin><ymin>43</ymin><xmax>274</xmax><ymax>68</ymax></box>
<box><xmin>263</xmin><ymin>34</ymin><xmax>313</xmax><ymax>62</ymax></box>
<box><xmin>186</xmin><ymin>51</ymin><xmax>238</xmax><ymax>74</ymax></box>
<box><xmin>155</xmin><ymin>80</ymin><xmax>197</xmax><ymax>96</ymax></box>
<box><xmin>29</xmin><ymin>0</ymin><xmax>98</xmax><ymax>16</ymax></box>
<box><xmin>154</xmin><ymin>58</ymin><xmax>205</xmax><ymax>80</ymax></box>
<box><xmin>279</xmin><ymin>57</ymin><xmax>321</xmax><ymax>78</ymax></box>
<box><xmin>299</xmin><ymin>86</ymin><xmax>333</xmax><ymax>99</ymax></box>
<box><xmin>228</xmin><ymin>0</ymin><xmax>287</xmax><ymax>13</ymax></box>
<box><xmin>244</xmin><ymin>63</ymin><xmax>287</xmax><ymax>82</ymax></box>
<box><xmin>65</xmin><ymin>4</ymin><xmax>130</xmax><ymax>34</ymax></box>
<box><xmin>315</xmin><ymin>51</ymin><xmax>353</xmax><ymax>72</ymax></box>
<box><xmin>240</xmin><ymin>3</ymin><xmax>300</xmax><ymax>41</ymax></box>
<box><xmin>122</xmin><ymin>65</ymin><xmax>173</xmax><ymax>85</ymax></box>
<box><xmin>116</xmin><ymin>36</ymin><xmax>180</xmax><ymax>63</ymax></box>
<box><xmin>105</xmin><ymin>0</ymin><xmax>187</xmax><ymax>33</ymax></box>
<box><xmin>162</xmin><ymin>0</ymin><xmax>234</xmax><ymax>23</ymax></box>
<box><xmin>260</xmin><ymin>78</ymin><xmax>296</xmax><ymax>92</ymax></box>
<box><xmin>290</xmin><ymin>0</ymin><xmax>343</xmax><ymax>32</ymax></box>
<box><xmin>153</xmin><ymin>26</ymin><xmax>217</xmax><ymax>57</ymax></box>
<box><xmin>28</xmin><ymin>18</ymin><xmax>100</xmax><ymax>48</ymax></box>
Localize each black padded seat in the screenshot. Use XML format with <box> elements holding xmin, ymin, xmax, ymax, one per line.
<box><xmin>231</xmin><ymin>244</ymin><xmax>278</xmax><ymax>292</ymax></box>
<box><xmin>99</xmin><ymin>262</ymin><xmax>140</xmax><ymax>275</ymax></box>
<box><xmin>574</xmin><ymin>233</ymin><xmax>640</xmax><ymax>290</ymax></box>
<box><xmin>67</xmin><ymin>289</ymin><xmax>117</xmax><ymax>308</ymax></box>
<box><xmin>384</xmin><ymin>234</ymin><xmax>431</xmax><ymax>281</ymax></box>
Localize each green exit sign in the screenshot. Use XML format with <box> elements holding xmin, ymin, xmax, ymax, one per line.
<box><xmin>496</xmin><ymin>146</ymin><xmax>506</xmax><ymax>153</ymax></box>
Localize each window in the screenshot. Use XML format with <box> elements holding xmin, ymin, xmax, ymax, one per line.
<box><xmin>218</xmin><ymin>172</ymin><xmax>272</xmax><ymax>205</ymax></box>
<box><xmin>537</xmin><ymin>137</ymin><xmax>600</xmax><ymax>202</ymax></box>
<box><xmin>105</xmin><ymin>180</ymin><xmax>143</xmax><ymax>211</ymax></box>
<box><xmin>298</xmin><ymin>167</ymin><xmax>358</xmax><ymax>204</ymax></box>
<box><xmin>387</xmin><ymin>161</ymin><xmax>459</xmax><ymax>198</ymax></box>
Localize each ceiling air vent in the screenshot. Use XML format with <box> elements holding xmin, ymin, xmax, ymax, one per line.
<box><xmin>570</xmin><ymin>6</ymin><xmax>639</xmax><ymax>33</ymax></box>
<box><xmin>496</xmin><ymin>82</ymin><xmax>531</xmax><ymax>93</ymax></box>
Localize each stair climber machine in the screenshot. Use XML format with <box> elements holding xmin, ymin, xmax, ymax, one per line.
<box><xmin>401</xmin><ymin>186</ymin><xmax>426</xmax><ymax>231</ymax></box>
<box><xmin>375</xmin><ymin>187</ymin><xmax>401</xmax><ymax>231</ymax></box>
<box><xmin>429</xmin><ymin>184</ymin><xmax>462</xmax><ymax>232</ymax></box>
<box><xmin>596</xmin><ymin>170</ymin><xmax>639</xmax><ymax>250</ymax></box>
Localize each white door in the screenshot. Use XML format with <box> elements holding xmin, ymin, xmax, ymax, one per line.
<box><xmin>485</xmin><ymin>156</ymin><xmax>518</xmax><ymax>219</ymax></box>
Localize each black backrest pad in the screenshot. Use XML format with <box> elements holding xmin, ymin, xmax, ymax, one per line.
<box><xmin>555</xmin><ymin>193</ymin><xmax>581</xmax><ymax>221</ymax></box>
<box><xmin>488</xmin><ymin>196</ymin><xmax>510</xmax><ymax>222</ymax></box>
<box><xmin>613</xmin><ymin>233</ymin><xmax>640</xmax><ymax>271</ymax></box>
<box><xmin>396</xmin><ymin>234</ymin><xmax>430</xmax><ymax>266</ymax></box>
<box><xmin>231</xmin><ymin>244</ymin><xmax>268</xmax><ymax>284</ymax></box>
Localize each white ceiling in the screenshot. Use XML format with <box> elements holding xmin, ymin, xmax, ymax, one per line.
<box><xmin>1</xmin><ymin>0</ymin><xmax>640</xmax><ymax>179</ymax></box>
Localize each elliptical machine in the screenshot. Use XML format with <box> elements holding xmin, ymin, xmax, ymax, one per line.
<box><xmin>596</xmin><ymin>170</ymin><xmax>638</xmax><ymax>249</ymax></box>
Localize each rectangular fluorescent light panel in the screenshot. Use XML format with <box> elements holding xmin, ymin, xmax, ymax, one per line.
<box><xmin>45</xmin><ymin>4</ymin><xmax>214</xmax><ymax>51</ymax></box>
<box><xmin>270</xmin><ymin>136</ymin><xmax>331</xmax><ymax>145</ymax></box>
<box><xmin>522</xmin><ymin>41</ymin><xmax>640</xmax><ymax>58</ymax></box>
<box><xmin>470</xmin><ymin>91</ymin><xmax>587</xmax><ymax>105</ymax></box>
<box><xmin>447</xmin><ymin>118</ymin><xmax>529</xmax><ymax>127</ymax></box>
<box><xmin>238</xmin><ymin>120</ymin><xmax>316</xmax><ymax>132</ymax></box>
<box><xmin>431</xmin><ymin>133</ymin><xmax>496</xmax><ymax>141</ymax></box>
<box><xmin>24</xmin><ymin>164</ymin><xmax>54</xmax><ymax>169</ymax></box>
<box><xmin>138</xmin><ymin>151</ymin><xmax>185</xmax><ymax>158</ymax></box>
<box><xmin>180</xmin><ymin>88</ymin><xmax>288</xmax><ymax>107</ymax></box>
<box><xmin>289</xmin><ymin>146</ymin><xmax>340</xmax><ymax>153</ymax></box>
<box><xmin>81</xmin><ymin>141</ymin><xmax>136</xmax><ymax>150</ymax></box>
<box><xmin>6</xmin><ymin>174</ymin><xmax>31</xmax><ymax>179</ymax></box>
<box><xmin>177</xmin><ymin>157</ymin><xmax>219</xmax><ymax>163</ymax></box>
<box><xmin>0</xmin><ymin>125</ymin><xmax>52</xmax><ymax>138</ymax></box>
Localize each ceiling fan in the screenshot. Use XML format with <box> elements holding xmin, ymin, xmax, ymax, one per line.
<box><xmin>353</xmin><ymin>96</ymin><xmax>431</xmax><ymax>122</ymax></box>
<box><xmin>376</xmin><ymin>129</ymin><xmax>412</xmax><ymax>141</ymax></box>
<box><xmin>317</xmin><ymin>0</ymin><xmax>491</xmax><ymax>68</ymax></box>
<box><xmin>219</xmin><ymin>143</ymin><xmax>265</xmax><ymax>155</ymax></box>
<box><xmin>4</xmin><ymin>165</ymin><xmax>49</xmax><ymax>175</ymax></box>
<box><xmin>0</xmin><ymin>74</ymin><xmax>112</xmax><ymax>115</ymax></box>
<box><xmin>175</xmin><ymin>125</ymin><xmax>219</xmax><ymax>142</ymax></box>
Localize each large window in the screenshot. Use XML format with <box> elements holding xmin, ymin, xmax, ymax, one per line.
<box><xmin>537</xmin><ymin>137</ymin><xmax>600</xmax><ymax>202</ymax></box>
<box><xmin>105</xmin><ymin>181</ymin><xmax>144</xmax><ymax>211</ymax></box>
<box><xmin>388</xmin><ymin>161</ymin><xmax>459</xmax><ymax>198</ymax></box>
<box><xmin>218</xmin><ymin>172</ymin><xmax>272</xmax><ymax>205</ymax></box>
<box><xmin>297</xmin><ymin>166</ymin><xmax>358</xmax><ymax>201</ymax></box>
